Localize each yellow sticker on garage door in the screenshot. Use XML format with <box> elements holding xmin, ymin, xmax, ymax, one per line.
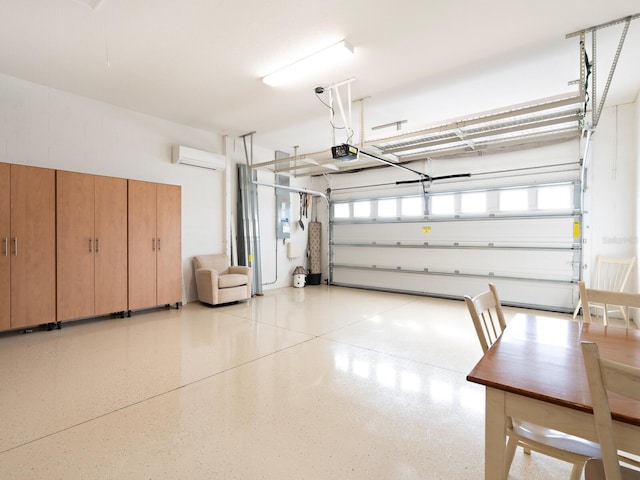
<box><xmin>573</xmin><ymin>222</ymin><xmax>580</xmax><ymax>238</ymax></box>
<box><xmin>422</xmin><ymin>226</ymin><xmax>432</xmax><ymax>234</ymax></box>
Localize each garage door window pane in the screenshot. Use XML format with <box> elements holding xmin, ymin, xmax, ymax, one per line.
<box><xmin>353</xmin><ymin>201</ymin><xmax>371</xmax><ymax>217</ymax></box>
<box><xmin>431</xmin><ymin>195</ymin><xmax>455</xmax><ymax>215</ymax></box>
<box><xmin>378</xmin><ymin>199</ymin><xmax>397</xmax><ymax>217</ymax></box>
<box><xmin>401</xmin><ymin>197</ymin><xmax>423</xmax><ymax>216</ymax></box>
<box><xmin>334</xmin><ymin>203</ymin><xmax>350</xmax><ymax>218</ymax></box>
<box><xmin>461</xmin><ymin>192</ymin><xmax>486</xmax><ymax>213</ymax></box>
<box><xmin>499</xmin><ymin>189</ymin><xmax>528</xmax><ymax>211</ymax></box>
<box><xmin>538</xmin><ymin>185</ymin><xmax>571</xmax><ymax>210</ymax></box>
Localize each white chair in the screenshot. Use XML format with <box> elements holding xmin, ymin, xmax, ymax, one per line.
<box><xmin>581</xmin><ymin>342</ymin><xmax>640</xmax><ymax>480</ymax></box>
<box><xmin>464</xmin><ymin>284</ymin><xmax>601</xmax><ymax>480</ymax></box>
<box><xmin>578</xmin><ymin>281</ymin><xmax>640</xmax><ymax>328</ymax></box>
<box><xmin>574</xmin><ymin>256</ymin><xmax>636</xmax><ymax>325</ymax></box>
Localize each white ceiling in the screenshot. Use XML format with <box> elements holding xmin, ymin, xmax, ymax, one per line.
<box><xmin>1</xmin><ymin>0</ymin><xmax>639</xmax><ymax>156</ymax></box>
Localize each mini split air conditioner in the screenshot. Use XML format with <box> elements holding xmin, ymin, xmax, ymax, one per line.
<box><xmin>172</xmin><ymin>145</ymin><xmax>226</xmax><ymax>171</ymax></box>
<box><xmin>72</xmin><ymin>0</ymin><xmax>103</xmax><ymax>9</ymax></box>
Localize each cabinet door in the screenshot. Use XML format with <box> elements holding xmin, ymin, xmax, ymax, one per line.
<box><xmin>10</xmin><ymin>165</ymin><xmax>56</xmax><ymax>328</ymax></box>
<box><xmin>56</xmin><ymin>171</ymin><xmax>96</xmax><ymax>321</ymax></box>
<box><xmin>94</xmin><ymin>176</ymin><xmax>128</xmax><ymax>315</ymax></box>
<box><xmin>128</xmin><ymin>180</ymin><xmax>157</xmax><ymax>310</ymax></box>
<box><xmin>0</xmin><ymin>163</ymin><xmax>10</xmax><ymax>331</ymax></box>
<box><xmin>156</xmin><ymin>184</ymin><xmax>182</xmax><ymax>305</ymax></box>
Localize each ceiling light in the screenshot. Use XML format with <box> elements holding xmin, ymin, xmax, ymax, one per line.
<box><xmin>262</xmin><ymin>40</ymin><xmax>354</xmax><ymax>87</ymax></box>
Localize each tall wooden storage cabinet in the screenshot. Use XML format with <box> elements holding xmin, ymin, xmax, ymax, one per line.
<box><xmin>56</xmin><ymin>171</ymin><xmax>128</xmax><ymax>322</ymax></box>
<box><xmin>0</xmin><ymin>164</ymin><xmax>56</xmax><ymax>330</ymax></box>
<box><xmin>128</xmin><ymin>180</ymin><xmax>181</xmax><ymax>311</ymax></box>
<box><xmin>0</xmin><ymin>163</ymin><xmax>10</xmax><ymax>330</ymax></box>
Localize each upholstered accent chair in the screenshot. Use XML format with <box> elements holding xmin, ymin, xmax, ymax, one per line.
<box><xmin>193</xmin><ymin>254</ymin><xmax>251</xmax><ymax>306</ymax></box>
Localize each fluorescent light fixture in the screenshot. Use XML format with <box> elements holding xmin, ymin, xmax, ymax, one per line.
<box><xmin>262</xmin><ymin>40</ymin><xmax>354</xmax><ymax>87</ymax></box>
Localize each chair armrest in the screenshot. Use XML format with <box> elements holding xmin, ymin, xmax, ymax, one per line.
<box><xmin>229</xmin><ymin>266</ymin><xmax>251</xmax><ymax>276</ymax></box>
<box><xmin>195</xmin><ymin>268</ymin><xmax>220</xmax><ymax>304</ymax></box>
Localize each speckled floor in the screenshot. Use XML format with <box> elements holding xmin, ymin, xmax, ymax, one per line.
<box><xmin>0</xmin><ymin>286</ymin><xmax>582</xmax><ymax>479</ymax></box>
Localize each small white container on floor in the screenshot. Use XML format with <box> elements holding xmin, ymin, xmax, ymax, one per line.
<box><xmin>293</xmin><ymin>274</ymin><xmax>305</xmax><ymax>288</ymax></box>
<box><xmin>292</xmin><ymin>266</ymin><xmax>307</xmax><ymax>288</ymax></box>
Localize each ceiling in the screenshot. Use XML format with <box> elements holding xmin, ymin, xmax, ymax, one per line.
<box><xmin>1</xmin><ymin>0</ymin><xmax>639</xmax><ymax>167</ymax></box>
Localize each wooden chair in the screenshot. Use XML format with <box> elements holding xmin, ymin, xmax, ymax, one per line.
<box><xmin>581</xmin><ymin>341</ymin><xmax>640</xmax><ymax>480</ymax></box>
<box><xmin>574</xmin><ymin>256</ymin><xmax>636</xmax><ymax>325</ymax></box>
<box><xmin>578</xmin><ymin>281</ymin><xmax>640</xmax><ymax>327</ymax></box>
<box><xmin>465</xmin><ymin>284</ymin><xmax>601</xmax><ymax>480</ymax></box>
<box><xmin>464</xmin><ymin>283</ymin><xmax>506</xmax><ymax>353</ymax></box>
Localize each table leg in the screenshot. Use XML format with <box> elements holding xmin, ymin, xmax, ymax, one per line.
<box><xmin>485</xmin><ymin>387</ymin><xmax>507</xmax><ymax>479</ymax></box>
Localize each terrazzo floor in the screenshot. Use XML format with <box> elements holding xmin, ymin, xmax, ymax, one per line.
<box><xmin>0</xmin><ymin>286</ymin><xmax>589</xmax><ymax>479</ymax></box>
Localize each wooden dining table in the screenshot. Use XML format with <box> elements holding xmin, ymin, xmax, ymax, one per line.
<box><xmin>466</xmin><ymin>313</ymin><xmax>640</xmax><ymax>479</ymax></box>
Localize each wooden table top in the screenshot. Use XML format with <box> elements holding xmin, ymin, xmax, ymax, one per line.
<box><xmin>466</xmin><ymin>313</ymin><xmax>640</xmax><ymax>426</ymax></box>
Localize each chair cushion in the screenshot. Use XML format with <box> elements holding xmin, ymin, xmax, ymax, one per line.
<box><xmin>219</xmin><ymin>274</ymin><xmax>248</xmax><ymax>289</ymax></box>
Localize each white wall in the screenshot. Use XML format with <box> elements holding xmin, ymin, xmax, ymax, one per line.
<box><xmin>226</xmin><ymin>140</ymin><xmax>313</xmax><ymax>290</ymax></box>
<box><xmin>0</xmin><ymin>73</ymin><xmax>227</xmax><ymax>305</ymax></box>
<box><xmin>583</xmin><ymin>102</ymin><xmax>638</xmax><ymax>290</ymax></box>
<box><xmin>255</xmin><ymin>169</ymin><xmax>314</xmax><ymax>290</ymax></box>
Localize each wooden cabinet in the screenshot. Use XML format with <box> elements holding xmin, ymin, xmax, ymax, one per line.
<box><xmin>1</xmin><ymin>164</ymin><xmax>56</xmax><ymax>330</ymax></box>
<box><xmin>128</xmin><ymin>180</ymin><xmax>181</xmax><ymax>311</ymax></box>
<box><xmin>156</xmin><ymin>183</ymin><xmax>182</xmax><ymax>306</ymax></box>
<box><xmin>0</xmin><ymin>163</ymin><xmax>10</xmax><ymax>331</ymax></box>
<box><xmin>94</xmin><ymin>176</ymin><xmax>129</xmax><ymax>315</ymax></box>
<box><xmin>56</xmin><ymin>171</ymin><xmax>128</xmax><ymax>322</ymax></box>
<box><xmin>0</xmin><ymin>164</ymin><xmax>181</xmax><ymax>332</ymax></box>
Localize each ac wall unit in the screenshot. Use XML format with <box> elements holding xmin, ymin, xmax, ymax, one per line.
<box><xmin>72</xmin><ymin>0</ymin><xmax>104</xmax><ymax>9</ymax></box>
<box><xmin>172</xmin><ymin>145</ymin><xmax>226</xmax><ymax>171</ymax></box>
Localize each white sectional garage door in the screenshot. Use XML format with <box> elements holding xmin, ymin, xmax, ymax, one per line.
<box><xmin>328</xmin><ymin>142</ymin><xmax>582</xmax><ymax>311</ymax></box>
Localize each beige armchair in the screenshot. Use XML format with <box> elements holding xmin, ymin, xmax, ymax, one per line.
<box><xmin>193</xmin><ymin>254</ymin><xmax>252</xmax><ymax>306</ymax></box>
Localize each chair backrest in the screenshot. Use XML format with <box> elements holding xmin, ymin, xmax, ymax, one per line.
<box><xmin>578</xmin><ymin>281</ymin><xmax>640</xmax><ymax>324</ymax></box>
<box><xmin>594</xmin><ymin>256</ymin><xmax>635</xmax><ymax>293</ymax></box>
<box><xmin>464</xmin><ymin>283</ymin><xmax>506</xmax><ymax>353</ymax></box>
<box><xmin>581</xmin><ymin>341</ymin><xmax>640</xmax><ymax>480</ymax></box>
<box><xmin>193</xmin><ymin>254</ymin><xmax>230</xmax><ymax>274</ymax></box>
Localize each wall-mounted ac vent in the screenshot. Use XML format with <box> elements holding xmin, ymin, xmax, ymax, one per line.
<box><xmin>72</xmin><ymin>0</ymin><xmax>104</xmax><ymax>10</ymax></box>
<box><xmin>172</xmin><ymin>145</ymin><xmax>226</xmax><ymax>171</ymax></box>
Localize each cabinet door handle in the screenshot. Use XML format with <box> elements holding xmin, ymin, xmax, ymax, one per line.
<box><xmin>96</xmin><ymin>238</ymin><xmax>100</xmax><ymax>253</ymax></box>
<box><xmin>13</xmin><ymin>237</ymin><xmax>18</xmax><ymax>256</ymax></box>
<box><xmin>157</xmin><ymin>238</ymin><xmax>161</xmax><ymax>251</ymax></box>
<box><xmin>152</xmin><ymin>238</ymin><xmax>156</xmax><ymax>251</ymax></box>
<box><xmin>89</xmin><ymin>238</ymin><xmax>93</xmax><ymax>253</ymax></box>
<box><xmin>2</xmin><ymin>237</ymin><xmax>7</xmax><ymax>256</ymax></box>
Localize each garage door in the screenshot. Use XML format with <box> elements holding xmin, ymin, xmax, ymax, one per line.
<box><xmin>328</xmin><ymin>142</ymin><xmax>582</xmax><ymax>311</ymax></box>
